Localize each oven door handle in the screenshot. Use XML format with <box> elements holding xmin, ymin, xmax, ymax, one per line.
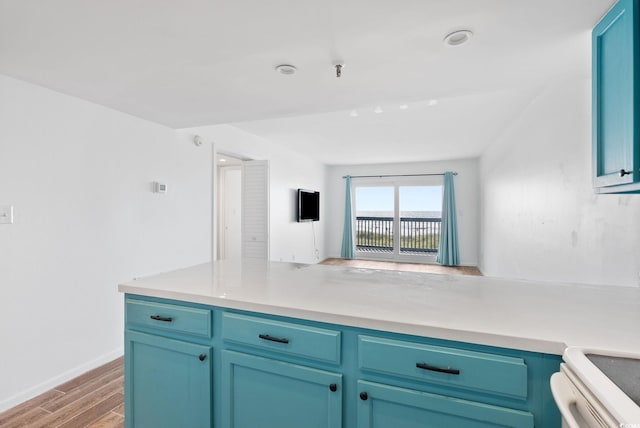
<box><xmin>550</xmin><ymin>372</ymin><xmax>581</xmax><ymax>428</ymax></box>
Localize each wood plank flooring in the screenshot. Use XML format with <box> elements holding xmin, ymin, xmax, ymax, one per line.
<box><xmin>320</xmin><ymin>257</ymin><xmax>483</xmax><ymax>276</ymax></box>
<box><xmin>0</xmin><ymin>357</ymin><xmax>124</xmax><ymax>428</ymax></box>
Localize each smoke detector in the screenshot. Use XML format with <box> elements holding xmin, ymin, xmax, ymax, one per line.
<box><xmin>444</xmin><ymin>30</ymin><xmax>473</xmax><ymax>46</ymax></box>
<box><xmin>275</xmin><ymin>64</ymin><xmax>297</xmax><ymax>75</ymax></box>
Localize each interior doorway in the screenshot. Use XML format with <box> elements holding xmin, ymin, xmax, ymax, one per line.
<box><xmin>217</xmin><ymin>153</ymin><xmax>243</xmax><ymax>260</ymax></box>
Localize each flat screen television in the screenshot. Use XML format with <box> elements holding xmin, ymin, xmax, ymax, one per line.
<box><xmin>298</xmin><ymin>189</ymin><xmax>320</xmax><ymax>222</ymax></box>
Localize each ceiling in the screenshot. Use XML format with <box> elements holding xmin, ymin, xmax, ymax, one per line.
<box><xmin>0</xmin><ymin>0</ymin><xmax>614</xmax><ymax>164</ymax></box>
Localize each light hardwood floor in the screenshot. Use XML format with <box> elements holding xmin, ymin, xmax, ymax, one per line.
<box><xmin>320</xmin><ymin>257</ymin><xmax>482</xmax><ymax>276</ymax></box>
<box><xmin>0</xmin><ymin>357</ymin><xmax>124</xmax><ymax>428</ymax></box>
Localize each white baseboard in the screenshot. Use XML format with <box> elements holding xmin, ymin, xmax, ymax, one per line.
<box><xmin>0</xmin><ymin>347</ymin><xmax>124</xmax><ymax>413</ymax></box>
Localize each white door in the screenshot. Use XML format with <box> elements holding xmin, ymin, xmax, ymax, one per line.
<box><xmin>241</xmin><ymin>160</ymin><xmax>269</xmax><ymax>259</ymax></box>
<box><xmin>220</xmin><ymin>167</ymin><xmax>242</xmax><ymax>260</ymax></box>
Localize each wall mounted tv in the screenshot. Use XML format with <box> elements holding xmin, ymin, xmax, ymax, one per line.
<box><xmin>297</xmin><ymin>189</ymin><xmax>320</xmax><ymax>222</ymax></box>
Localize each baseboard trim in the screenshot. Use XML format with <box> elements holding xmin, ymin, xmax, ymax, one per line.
<box><xmin>0</xmin><ymin>347</ymin><xmax>124</xmax><ymax>413</ymax></box>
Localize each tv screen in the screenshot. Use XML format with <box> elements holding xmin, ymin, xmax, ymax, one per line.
<box><xmin>298</xmin><ymin>189</ymin><xmax>319</xmax><ymax>222</ymax></box>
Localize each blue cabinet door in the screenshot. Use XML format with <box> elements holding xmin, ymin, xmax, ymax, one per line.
<box><xmin>221</xmin><ymin>350</ymin><xmax>342</xmax><ymax>428</ymax></box>
<box><xmin>593</xmin><ymin>0</ymin><xmax>640</xmax><ymax>192</ymax></box>
<box><xmin>125</xmin><ymin>331</ymin><xmax>212</xmax><ymax>428</ymax></box>
<box><xmin>356</xmin><ymin>381</ymin><xmax>534</xmax><ymax>428</ymax></box>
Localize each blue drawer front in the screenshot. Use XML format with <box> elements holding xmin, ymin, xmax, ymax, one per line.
<box><xmin>222</xmin><ymin>312</ymin><xmax>341</xmax><ymax>364</ymax></box>
<box><xmin>358</xmin><ymin>335</ymin><xmax>528</xmax><ymax>399</ymax></box>
<box><xmin>126</xmin><ymin>298</ymin><xmax>212</xmax><ymax>338</ymax></box>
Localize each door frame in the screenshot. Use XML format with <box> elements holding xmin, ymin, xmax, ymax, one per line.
<box><xmin>218</xmin><ymin>164</ymin><xmax>242</xmax><ymax>260</ymax></box>
<box><xmin>212</xmin><ymin>148</ymin><xmax>251</xmax><ymax>261</ymax></box>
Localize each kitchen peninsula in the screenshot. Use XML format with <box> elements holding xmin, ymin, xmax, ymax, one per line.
<box><xmin>119</xmin><ymin>260</ymin><xmax>640</xmax><ymax>428</ymax></box>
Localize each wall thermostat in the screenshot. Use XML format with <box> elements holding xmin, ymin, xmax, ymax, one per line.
<box><xmin>154</xmin><ymin>182</ymin><xmax>168</xmax><ymax>193</ymax></box>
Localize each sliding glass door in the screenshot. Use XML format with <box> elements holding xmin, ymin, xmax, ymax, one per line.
<box><xmin>354</xmin><ymin>180</ymin><xmax>442</xmax><ymax>262</ymax></box>
<box><xmin>398</xmin><ymin>185</ymin><xmax>442</xmax><ymax>256</ymax></box>
<box><xmin>355</xmin><ymin>186</ymin><xmax>394</xmax><ymax>254</ymax></box>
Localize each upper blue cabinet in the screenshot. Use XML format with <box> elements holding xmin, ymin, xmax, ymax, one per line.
<box><xmin>593</xmin><ymin>0</ymin><xmax>640</xmax><ymax>193</ymax></box>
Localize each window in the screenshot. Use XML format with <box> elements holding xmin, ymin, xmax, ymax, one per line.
<box><xmin>354</xmin><ymin>179</ymin><xmax>443</xmax><ymax>262</ymax></box>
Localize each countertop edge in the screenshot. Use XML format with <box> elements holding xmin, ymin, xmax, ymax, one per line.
<box><xmin>118</xmin><ymin>283</ymin><xmax>567</xmax><ymax>355</ymax></box>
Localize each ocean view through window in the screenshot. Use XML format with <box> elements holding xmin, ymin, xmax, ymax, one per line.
<box><xmin>355</xmin><ymin>184</ymin><xmax>443</xmax><ymax>260</ymax></box>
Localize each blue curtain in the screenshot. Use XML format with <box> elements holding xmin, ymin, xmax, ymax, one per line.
<box><xmin>437</xmin><ymin>172</ymin><xmax>460</xmax><ymax>266</ymax></box>
<box><xmin>340</xmin><ymin>176</ymin><xmax>355</xmax><ymax>259</ymax></box>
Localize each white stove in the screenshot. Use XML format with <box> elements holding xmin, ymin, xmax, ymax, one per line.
<box><xmin>551</xmin><ymin>347</ymin><xmax>640</xmax><ymax>428</ymax></box>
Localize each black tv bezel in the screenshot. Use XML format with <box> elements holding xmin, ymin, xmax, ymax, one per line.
<box><xmin>297</xmin><ymin>188</ymin><xmax>320</xmax><ymax>222</ymax></box>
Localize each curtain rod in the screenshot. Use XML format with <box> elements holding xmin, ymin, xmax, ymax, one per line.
<box><xmin>342</xmin><ymin>172</ymin><xmax>458</xmax><ymax>179</ymax></box>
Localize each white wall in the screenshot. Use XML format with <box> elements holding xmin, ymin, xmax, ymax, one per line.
<box><xmin>479</xmin><ymin>78</ymin><xmax>640</xmax><ymax>287</ymax></box>
<box><xmin>177</xmin><ymin>125</ymin><xmax>327</xmax><ymax>264</ymax></box>
<box><xmin>325</xmin><ymin>159</ymin><xmax>480</xmax><ymax>266</ymax></box>
<box><xmin>0</xmin><ymin>75</ymin><xmax>212</xmax><ymax>410</ymax></box>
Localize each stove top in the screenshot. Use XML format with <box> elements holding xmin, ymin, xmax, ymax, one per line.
<box><xmin>564</xmin><ymin>347</ymin><xmax>640</xmax><ymax>425</ymax></box>
<box><xmin>587</xmin><ymin>354</ymin><xmax>640</xmax><ymax>407</ymax></box>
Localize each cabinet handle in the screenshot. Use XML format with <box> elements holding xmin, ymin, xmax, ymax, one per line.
<box><xmin>258</xmin><ymin>334</ymin><xmax>289</xmax><ymax>344</ymax></box>
<box><xmin>416</xmin><ymin>362</ymin><xmax>460</xmax><ymax>375</ymax></box>
<box><xmin>198</xmin><ymin>353</ymin><xmax>206</xmax><ymax>361</ymax></box>
<box><xmin>329</xmin><ymin>383</ymin><xmax>337</xmax><ymax>392</ymax></box>
<box><xmin>620</xmin><ymin>169</ymin><xmax>632</xmax><ymax>177</ymax></box>
<box><xmin>150</xmin><ymin>315</ymin><xmax>173</xmax><ymax>322</ymax></box>
<box><xmin>359</xmin><ymin>392</ymin><xmax>368</xmax><ymax>401</ymax></box>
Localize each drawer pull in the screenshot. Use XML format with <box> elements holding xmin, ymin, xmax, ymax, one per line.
<box><xmin>150</xmin><ymin>315</ymin><xmax>173</xmax><ymax>322</ymax></box>
<box><xmin>258</xmin><ymin>334</ymin><xmax>289</xmax><ymax>344</ymax></box>
<box><xmin>620</xmin><ymin>169</ymin><xmax>632</xmax><ymax>177</ymax></box>
<box><xmin>416</xmin><ymin>362</ymin><xmax>460</xmax><ymax>375</ymax></box>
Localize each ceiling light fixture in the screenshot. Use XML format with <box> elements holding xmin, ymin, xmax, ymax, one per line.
<box><xmin>443</xmin><ymin>30</ymin><xmax>473</xmax><ymax>47</ymax></box>
<box><xmin>428</xmin><ymin>99</ymin><xmax>439</xmax><ymax>106</ymax></box>
<box><xmin>374</xmin><ymin>106</ymin><xmax>383</xmax><ymax>114</ymax></box>
<box><xmin>275</xmin><ymin>64</ymin><xmax>297</xmax><ymax>75</ymax></box>
<box><xmin>350</xmin><ymin>110</ymin><xmax>359</xmax><ymax>117</ymax></box>
<box><xmin>219</xmin><ymin>158</ymin><xmax>227</xmax><ymax>163</ymax></box>
<box><xmin>399</xmin><ymin>104</ymin><xmax>409</xmax><ymax>110</ymax></box>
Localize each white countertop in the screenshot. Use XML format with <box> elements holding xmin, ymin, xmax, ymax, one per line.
<box><xmin>118</xmin><ymin>260</ymin><xmax>640</xmax><ymax>355</ymax></box>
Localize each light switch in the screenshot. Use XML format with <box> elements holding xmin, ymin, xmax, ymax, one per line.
<box><xmin>0</xmin><ymin>206</ymin><xmax>14</xmax><ymax>224</ymax></box>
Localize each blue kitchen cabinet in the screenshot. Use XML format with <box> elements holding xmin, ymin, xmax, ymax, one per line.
<box><xmin>356</xmin><ymin>380</ymin><xmax>534</xmax><ymax>428</ymax></box>
<box><xmin>124</xmin><ymin>331</ymin><xmax>212</xmax><ymax>428</ymax></box>
<box><xmin>593</xmin><ymin>0</ymin><xmax>640</xmax><ymax>193</ymax></box>
<box><xmin>124</xmin><ymin>295</ymin><xmax>561</xmax><ymax>427</ymax></box>
<box><xmin>221</xmin><ymin>350</ymin><xmax>342</xmax><ymax>428</ymax></box>
<box><xmin>124</xmin><ymin>298</ymin><xmax>213</xmax><ymax>428</ymax></box>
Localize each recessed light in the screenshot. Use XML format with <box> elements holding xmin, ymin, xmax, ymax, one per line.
<box><xmin>350</xmin><ymin>110</ymin><xmax>359</xmax><ymax>117</ymax></box>
<box><xmin>275</xmin><ymin>64</ymin><xmax>297</xmax><ymax>75</ymax></box>
<box><xmin>399</xmin><ymin>104</ymin><xmax>409</xmax><ymax>110</ymax></box>
<box><xmin>428</xmin><ymin>99</ymin><xmax>439</xmax><ymax>106</ymax></box>
<box><xmin>219</xmin><ymin>158</ymin><xmax>227</xmax><ymax>163</ymax></box>
<box><xmin>443</xmin><ymin>30</ymin><xmax>473</xmax><ymax>47</ymax></box>
<box><xmin>374</xmin><ymin>106</ymin><xmax>383</xmax><ymax>114</ymax></box>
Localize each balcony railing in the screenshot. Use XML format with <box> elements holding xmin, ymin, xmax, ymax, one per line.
<box><xmin>355</xmin><ymin>216</ymin><xmax>441</xmax><ymax>254</ymax></box>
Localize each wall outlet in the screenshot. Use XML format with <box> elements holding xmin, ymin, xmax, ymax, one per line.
<box><xmin>0</xmin><ymin>206</ymin><xmax>14</xmax><ymax>224</ymax></box>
